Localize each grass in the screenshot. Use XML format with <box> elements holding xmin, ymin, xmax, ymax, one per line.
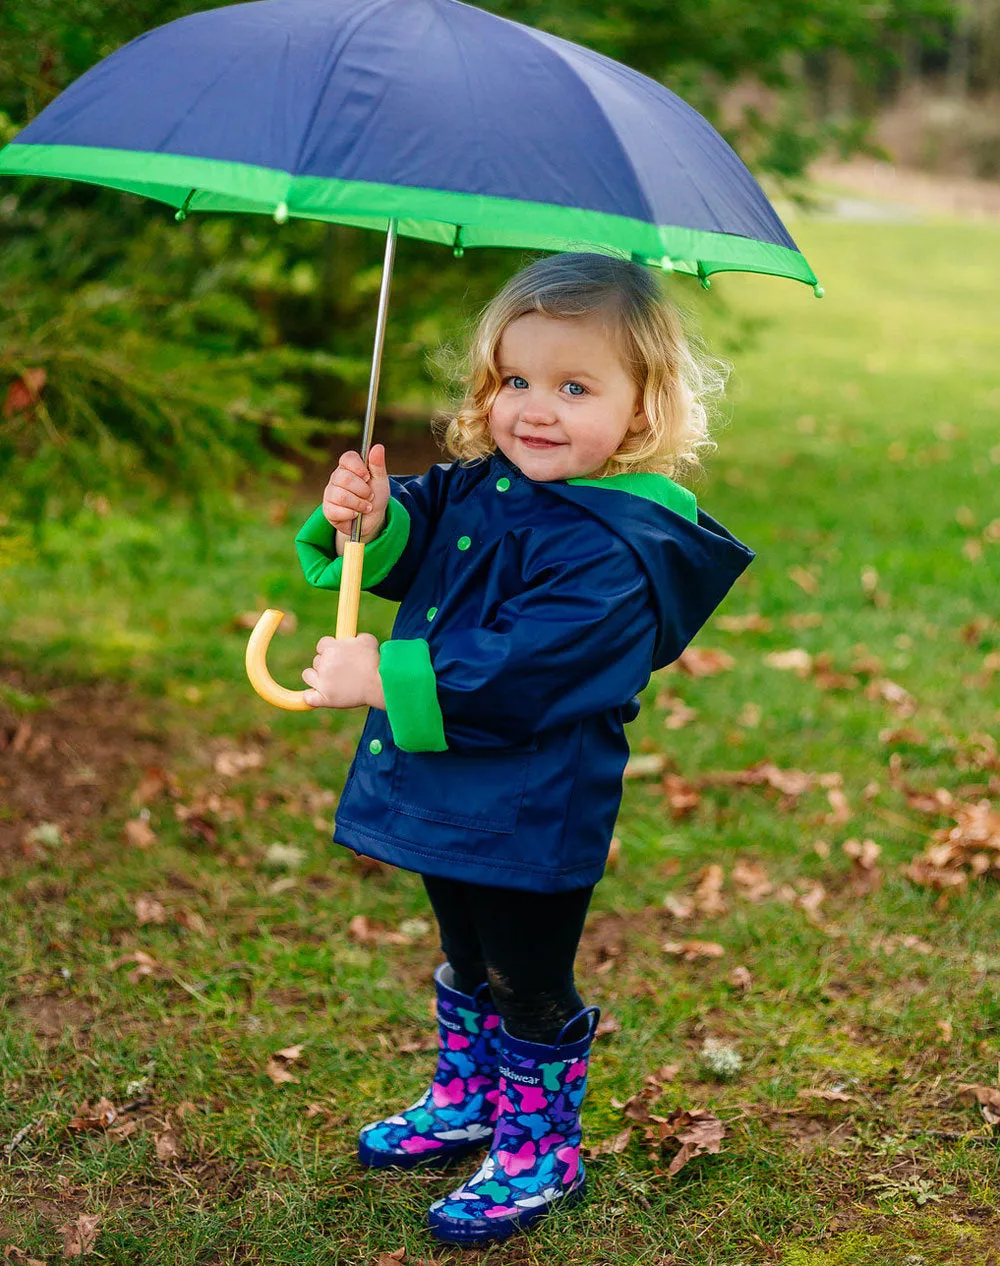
<box><xmin>2</xmin><ymin>214</ymin><xmax>1000</xmax><ymax>1264</ymax></box>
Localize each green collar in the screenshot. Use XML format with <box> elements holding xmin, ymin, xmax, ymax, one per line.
<box><xmin>566</xmin><ymin>472</ymin><xmax>697</xmax><ymax>523</ymax></box>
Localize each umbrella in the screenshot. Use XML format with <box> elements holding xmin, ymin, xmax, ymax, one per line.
<box><xmin>0</xmin><ymin>0</ymin><xmax>820</xmax><ymax>709</ymax></box>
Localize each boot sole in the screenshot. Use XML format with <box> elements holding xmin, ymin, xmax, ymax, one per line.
<box><xmin>427</xmin><ymin>1179</ymin><xmax>585</xmax><ymax>1243</ymax></box>
<box><xmin>358</xmin><ymin>1136</ymin><xmax>488</xmax><ymax>1170</ymax></box>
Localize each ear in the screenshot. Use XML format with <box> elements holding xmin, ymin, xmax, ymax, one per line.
<box><xmin>627</xmin><ymin>405</ymin><xmax>648</xmax><ymax>435</ymax></box>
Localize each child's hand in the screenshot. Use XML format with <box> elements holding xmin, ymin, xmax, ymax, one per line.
<box><xmin>301</xmin><ymin>633</ymin><xmax>386</xmax><ymax>710</ymax></box>
<box><xmin>322</xmin><ymin>444</ymin><xmax>390</xmax><ymax>543</ymax></box>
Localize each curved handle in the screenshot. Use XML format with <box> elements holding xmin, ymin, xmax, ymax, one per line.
<box><xmin>245</xmin><ymin>609</ymin><xmax>315</xmax><ymax>712</ymax></box>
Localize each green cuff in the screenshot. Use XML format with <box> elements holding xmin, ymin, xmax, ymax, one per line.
<box><xmin>294</xmin><ymin>497</ymin><xmax>411</xmax><ymax>590</ymax></box>
<box><xmin>379</xmin><ymin>639</ymin><xmax>448</xmax><ymax>753</ymax></box>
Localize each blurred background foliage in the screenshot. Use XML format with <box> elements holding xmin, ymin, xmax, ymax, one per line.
<box><xmin>0</xmin><ymin>0</ymin><xmax>985</xmax><ymax>524</ymax></box>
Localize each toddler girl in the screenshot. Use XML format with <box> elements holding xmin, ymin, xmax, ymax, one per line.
<box><xmin>294</xmin><ymin>252</ymin><xmax>753</xmax><ymax>1244</ymax></box>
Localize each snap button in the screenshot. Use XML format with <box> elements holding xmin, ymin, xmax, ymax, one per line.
<box><xmin>457</xmin><ymin>536</ymin><xmax>471</xmax><ymax>551</ymax></box>
<box><xmin>368</xmin><ymin>739</ymin><xmax>383</xmax><ymax>755</ymax></box>
<box><xmin>426</xmin><ymin>607</ymin><xmax>438</xmax><ymax>621</ymax></box>
<box><xmin>495</xmin><ymin>477</ymin><xmax>511</xmax><ymax>492</ymax></box>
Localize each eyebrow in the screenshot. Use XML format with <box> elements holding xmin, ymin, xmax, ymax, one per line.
<box><xmin>498</xmin><ymin>366</ymin><xmax>601</xmax><ymax>381</ymax></box>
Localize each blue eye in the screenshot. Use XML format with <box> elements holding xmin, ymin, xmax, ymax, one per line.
<box><xmin>564</xmin><ymin>381</ymin><xmax>587</xmax><ymax>397</ymax></box>
<box><xmin>503</xmin><ymin>375</ymin><xmax>529</xmax><ymax>390</ymax></box>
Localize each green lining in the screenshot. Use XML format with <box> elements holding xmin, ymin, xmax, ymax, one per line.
<box><xmin>379</xmin><ymin>639</ymin><xmax>448</xmax><ymax>753</ymax></box>
<box><xmin>566</xmin><ymin>472</ymin><xmax>697</xmax><ymax>522</ymax></box>
<box><xmin>0</xmin><ymin>142</ymin><xmax>819</xmax><ymax>287</ymax></box>
<box><xmin>294</xmin><ymin>497</ymin><xmax>410</xmax><ymax>590</ymax></box>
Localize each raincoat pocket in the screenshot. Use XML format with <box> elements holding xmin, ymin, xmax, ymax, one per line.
<box><xmin>389</xmin><ymin>745</ymin><xmax>534</xmax><ymax>835</ymax></box>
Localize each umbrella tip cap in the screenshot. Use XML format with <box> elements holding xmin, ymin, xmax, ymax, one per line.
<box><xmin>813</xmin><ymin>283</ymin><xmax>825</xmax><ymax>299</ymax></box>
<box><xmin>274</xmin><ymin>201</ymin><xmax>289</xmax><ymax>225</ymax></box>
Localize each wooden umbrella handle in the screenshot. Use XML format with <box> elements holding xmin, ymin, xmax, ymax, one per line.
<box><xmin>335</xmin><ymin>539</ymin><xmax>366</xmax><ymax>639</ymax></box>
<box><xmin>245</xmin><ymin>609</ymin><xmax>314</xmax><ymax>711</ymax></box>
<box><xmin>246</xmin><ymin>540</ymin><xmax>367</xmax><ymax>711</ymax></box>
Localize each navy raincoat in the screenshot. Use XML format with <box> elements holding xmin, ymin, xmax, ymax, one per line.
<box><xmin>295</xmin><ymin>449</ymin><xmax>753</xmax><ymax>892</ymax></box>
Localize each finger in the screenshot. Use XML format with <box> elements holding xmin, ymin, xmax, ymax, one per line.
<box><xmin>316</xmin><ymin>636</ymin><xmax>336</xmax><ymax>651</ymax></box>
<box><xmin>367</xmin><ymin>444</ymin><xmax>388</xmax><ymax>481</ymax></box>
<box><xmin>302</xmin><ymin>667</ymin><xmax>317</xmax><ymax>686</ymax></box>
<box><xmin>339</xmin><ymin>450</ymin><xmax>372</xmax><ymax>481</ymax></box>
<box><xmin>302</xmin><ymin>688</ymin><xmax>323</xmax><ymax>708</ymax></box>
<box><xmin>356</xmin><ymin>632</ymin><xmax>380</xmax><ymax>649</ymax></box>
<box><xmin>324</xmin><ymin>486</ymin><xmax>374</xmax><ymax>514</ymax></box>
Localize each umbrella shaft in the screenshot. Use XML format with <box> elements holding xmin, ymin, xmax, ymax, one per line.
<box><xmin>353</xmin><ymin>218</ymin><xmax>398</xmax><ymax>544</ymax></box>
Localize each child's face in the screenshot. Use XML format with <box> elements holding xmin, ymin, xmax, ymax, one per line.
<box><xmin>489</xmin><ymin>311</ymin><xmax>648</xmax><ymax>482</ymax></box>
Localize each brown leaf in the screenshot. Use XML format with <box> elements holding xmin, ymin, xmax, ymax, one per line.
<box><xmin>796</xmin><ymin>881</ymin><xmax>827</xmax><ymax>923</ymax></box>
<box><xmin>347</xmin><ymin>914</ymin><xmax>410</xmax><ymax>945</ymax></box>
<box><xmin>652</xmin><ymin>1108</ymin><xmax>725</xmax><ymax>1175</ymax></box>
<box><xmin>109</xmin><ymin>949</ymin><xmax>158</xmax><ymax>983</ymax></box>
<box><xmin>693</xmin><ymin>864</ymin><xmax>727</xmax><ymax>918</ymax></box>
<box><xmin>788</xmin><ymin>566</ymin><xmax>819</xmax><ymax>595</ymax></box>
<box><xmin>68</xmin><ymin>1097</ymin><xmax>118</xmax><ymax>1132</ymax></box>
<box><xmin>375</xmin><ymin>1250</ymin><xmax>407</xmax><ymax>1266</ymax></box>
<box><xmin>797</xmin><ymin>1088</ymin><xmax>855</xmax><ymax>1102</ymax></box>
<box><xmin>135</xmin><ymin>896</ymin><xmax>167</xmax><ymax>925</ymax></box>
<box><xmin>265</xmin><ymin>1059</ymin><xmax>300</xmax><ymax>1085</ymax></box>
<box><xmin>155</xmin><ymin>1127</ymin><xmax>182</xmax><ymax>1161</ymax></box>
<box><xmin>731</xmin><ymin>858</ymin><xmax>772</xmax><ymax>902</ymax></box>
<box><xmin>765</xmin><ymin>648</ymin><xmax>813</xmax><ymax>676</ymax></box>
<box><xmin>825</xmin><ymin>787</ymin><xmax>851</xmax><ymax>826</ymax></box>
<box><xmin>107</xmin><ymin>1119</ymin><xmax>138</xmax><ymax>1141</ymax></box>
<box><xmin>623</xmin><ymin>753</ymin><xmax>668</xmax><ymax>778</ymax></box>
<box><xmin>716</xmin><ymin>612</ymin><xmax>771</xmax><ymax>633</ymax></box>
<box><xmin>214</xmin><ymin>747</ymin><xmax>265</xmax><ymax>777</ymax></box>
<box><xmin>663</xmin><ymin>939</ymin><xmax>725</xmax><ymax>962</ymax></box>
<box><xmin>662</xmin><ymin>773</ymin><xmax>700</xmax><ymax>818</ymax></box>
<box><xmin>663</xmin><ymin>892</ymin><xmax>694</xmax><ymax>920</ymax></box>
<box><xmin>595</xmin><ymin>1014</ymin><xmax>622</xmax><ymax>1038</ymax></box>
<box><xmin>957</xmin><ymin>1083</ymin><xmax>1000</xmax><ymax>1126</ymax></box>
<box><xmin>123</xmin><ymin>816</ymin><xmax>157</xmax><ymax>849</ymax></box>
<box><xmin>728</xmin><ymin>965</ymin><xmax>753</xmax><ymax>994</ymax></box>
<box><xmin>586</xmin><ymin>1126</ymin><xmax>634</xmax><ymax>1157</ymax></box>
<box><xmin>4</xmin><ymin>1246</ymin><xmax>47</xmax><ymax>1266</ymax></box>
<box><xmin>60</xmin><ymin>1213</ymin><xmax>100</xmax><ymax>1257</ymax></box>
<box><xmin>937</xmin><ymin>1019</ymin><xmax>953</xmax><ymax>1043</ymax></box>
<box><xmin>671</xmin><ymin>647</ymin><xmax>734</xmax><ymax>677</ymax></box>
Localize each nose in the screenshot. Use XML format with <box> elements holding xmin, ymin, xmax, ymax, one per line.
<box><xmin>519</xmin><ymin>398</ymin><xmax>557</xmax><ymax>426</ymax></box>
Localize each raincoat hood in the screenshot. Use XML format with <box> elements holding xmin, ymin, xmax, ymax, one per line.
<box><xmin>496</xmin><ymin>449</ymin><xmax>756</xmax><ymax>671</ymax></box>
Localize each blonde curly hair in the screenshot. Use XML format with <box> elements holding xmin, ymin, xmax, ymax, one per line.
<box><xmin>433</xmin><ymin>252</ymin><xmax>725</xmax><ymax>481</ymax></box>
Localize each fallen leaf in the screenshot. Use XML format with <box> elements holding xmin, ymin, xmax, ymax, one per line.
<box><xmin>825</xmin><ymin>787</ymin><xmax>851</xmax><ymax>826</ymax></box>
<box><xmin>585</xmin><ymin>1126</ymin><xmax>633</xmax><ymax>1156</ymax></box>
<box><xmin>663</xmin><ymin>892</ymin><xmax>694</xmax><ymax>920</ymax></box>
<box><xmin>693</xmin><ymin>864</ymin><xmax>727</xmax><ymax>918</ymax></box>
<box><xmin>957</xmin><ymin>1083</ymin><xmax>1000</xmax><ymax>1126</ymax></box>
<box><xmin>68</xmin><ymin>1098</ymin><xmax>118</xmax><ymax>1132</ymax></box>
<box><xmin>347</xmin><ymin>914</ymin><xmax>409</xmax><ymax>945</ymax></box>
<box><xmin>731</xmin><ymin>858</ymin><xmax>772</xmax><ymax>902</ymax></box>
<box><xmin>109</xmin><ymin>950</ymin><xmax>158</xmax><ymax>983</ymax></box>
<box><xmin>3</xmin><ymin>1246</ymin><xmax>47</xmax><ymax>1266</ymax></box>
<box><xmin>785</xmin><ymin>612</ymin><xmax>822</xmax><ymax>630</ymax></box>
<box><xmin>937</xmin><ymin>1019</ymin><xmax>953</xmax><ymax>1043</ymax></box>
<box><xmin>663</xmin><ymin>939</ymin><xmax>725</xmax><ymax>961</ymax></box>
<box><xmin>671</xmin><ymin>647</ymin><xmax>734</xmax><ymax>677</ymax></box>
<box><xmin>133</xmin><ymin>767</ymin><xmax>173</xmax><ymax>806</ymax></box>
<box><xmin>652</xmin><ymin>1108</ymin><xmax>725</xmax><ymax>1175</ymax></box>
<box><xmin>3</xmin><ymin>367</ymin><xmax>46</xmax><ymax>418</ymax></box>
<box><xmin>60</xmin><ymin>1214</ymin><xmax>100</xmax><ymax>1257</ymax></box>
<box><xmin>623</xmin><ymin>753</ymin><xmax>668</xmax><ymax>778</ymax></box>
<box><xmin>154</xmin><ymin>1127</ymin><xmax>182</xmax><ymax>1161</ymax></box>
<box><xmin>214</xmin><ymin>748</ymin><xmax>264</xmax><ymax>777</ymax></box>
<box><xmin>716</xmin><ymin>612</ymin><xmax>771</xmax><ymax>633</ymax></box>
<box><xmin>135</xmin><ymin>896</ymin><xmax>167</xmax><ymax>925</ymax></box>
<box><xmin>765</xmin><ymin>648</ymin><xmax>813</xmax><ymax>675</ymax></box>
<box><xmin>797</xmin><ymin>1088</ymin><xmax>855</xmax><ymax>1102</ymax></box>
<box><xmin>788</xmin><ymin>566</ymin><xmax>819</xmax><ymax>595</ymax></box>
<box><xmin>662</xmin><ymin>773</ymin><xmax>700</xmax><ymax>818</ymax></box>
<box><xmin>266</xmin><ymin>1060</ymin><xmax>300</xmax><ymax>1085</ymax></box>
<box><xmin>375</xmin><ymin>1250</ymin><xmax>407</xmax><ymax>1266</ymax></box>
<box><xmin>728</xmin><ymin>965</ymin><xmax>753</xmax><ymax>994</ymax></box>
<box><xmin>123</xmin><ymin>817</ymin><xmax>157</xmax><ymax>849</ymax></box>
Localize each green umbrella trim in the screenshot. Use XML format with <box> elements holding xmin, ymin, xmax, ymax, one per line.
<box><xmin>0</xmin><ymin>142</ymin><xmax>819</xmax><ymax>288</ymax></box>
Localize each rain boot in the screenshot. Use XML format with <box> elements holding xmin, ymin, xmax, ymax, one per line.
<box><xmin>427</xmin><ymin>1006</ymin><xmax>599</xmax><ymax>1243</ymax></box>
<box><xmin>358</xmin><ymin>963</ymin><xmax>501</xmax><ymax>1168</ymax></box>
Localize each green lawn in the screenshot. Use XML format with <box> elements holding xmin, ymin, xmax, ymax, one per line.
<box><xmin>2</xmin><ymin>215</ymin><xmax>1000</xmax><ymax>1265</ymax></box>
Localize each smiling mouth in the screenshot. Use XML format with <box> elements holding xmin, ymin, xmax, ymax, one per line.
<box><xmin>519</xmin><ymin>436</ymin><xmax>564</xmax><ymax>448</ymax></box>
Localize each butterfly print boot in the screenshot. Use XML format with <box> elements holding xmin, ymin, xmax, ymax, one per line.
<box><xmin>427</xmin><ymin>1006</ymin><xmax>599</xmax><ymax>1242</ymax></box>
<box><xmin>358</xmin><ymin>963</ymin><xmax>501</xmax><ymax>1168</ymax></box>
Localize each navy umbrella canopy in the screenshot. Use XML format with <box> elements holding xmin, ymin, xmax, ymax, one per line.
<box><xmin>0</xmin><ymin>0</ymin><xmax>820</xmax><ymax>703</ymax></box>
<box><xmin>0</xmin><ymin>0</ymin><xmax>817</xmax><ymax>287</ymax></box>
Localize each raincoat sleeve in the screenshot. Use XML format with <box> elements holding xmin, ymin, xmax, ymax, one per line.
<box><xmin>294</xmin><ymin>463</ymin><xmax>454</xmax><ymax>604</ymax></box>
<box><xmin>377</xmin><ymin>527</ymin><xmax>658</xmax><ymax>753</ymax></box>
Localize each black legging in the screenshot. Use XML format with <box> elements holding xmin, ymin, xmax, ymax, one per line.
<box><xmin>422</xmin><ymin>875</ymin><xmax>594</xmax><ymax>1044</ymax></box>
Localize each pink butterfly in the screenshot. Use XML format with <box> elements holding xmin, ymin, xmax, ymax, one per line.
<box><xmin>496</xmin><ymin>1141</ymin><xmax>537</xmax><ymax>1177</ymax></box>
